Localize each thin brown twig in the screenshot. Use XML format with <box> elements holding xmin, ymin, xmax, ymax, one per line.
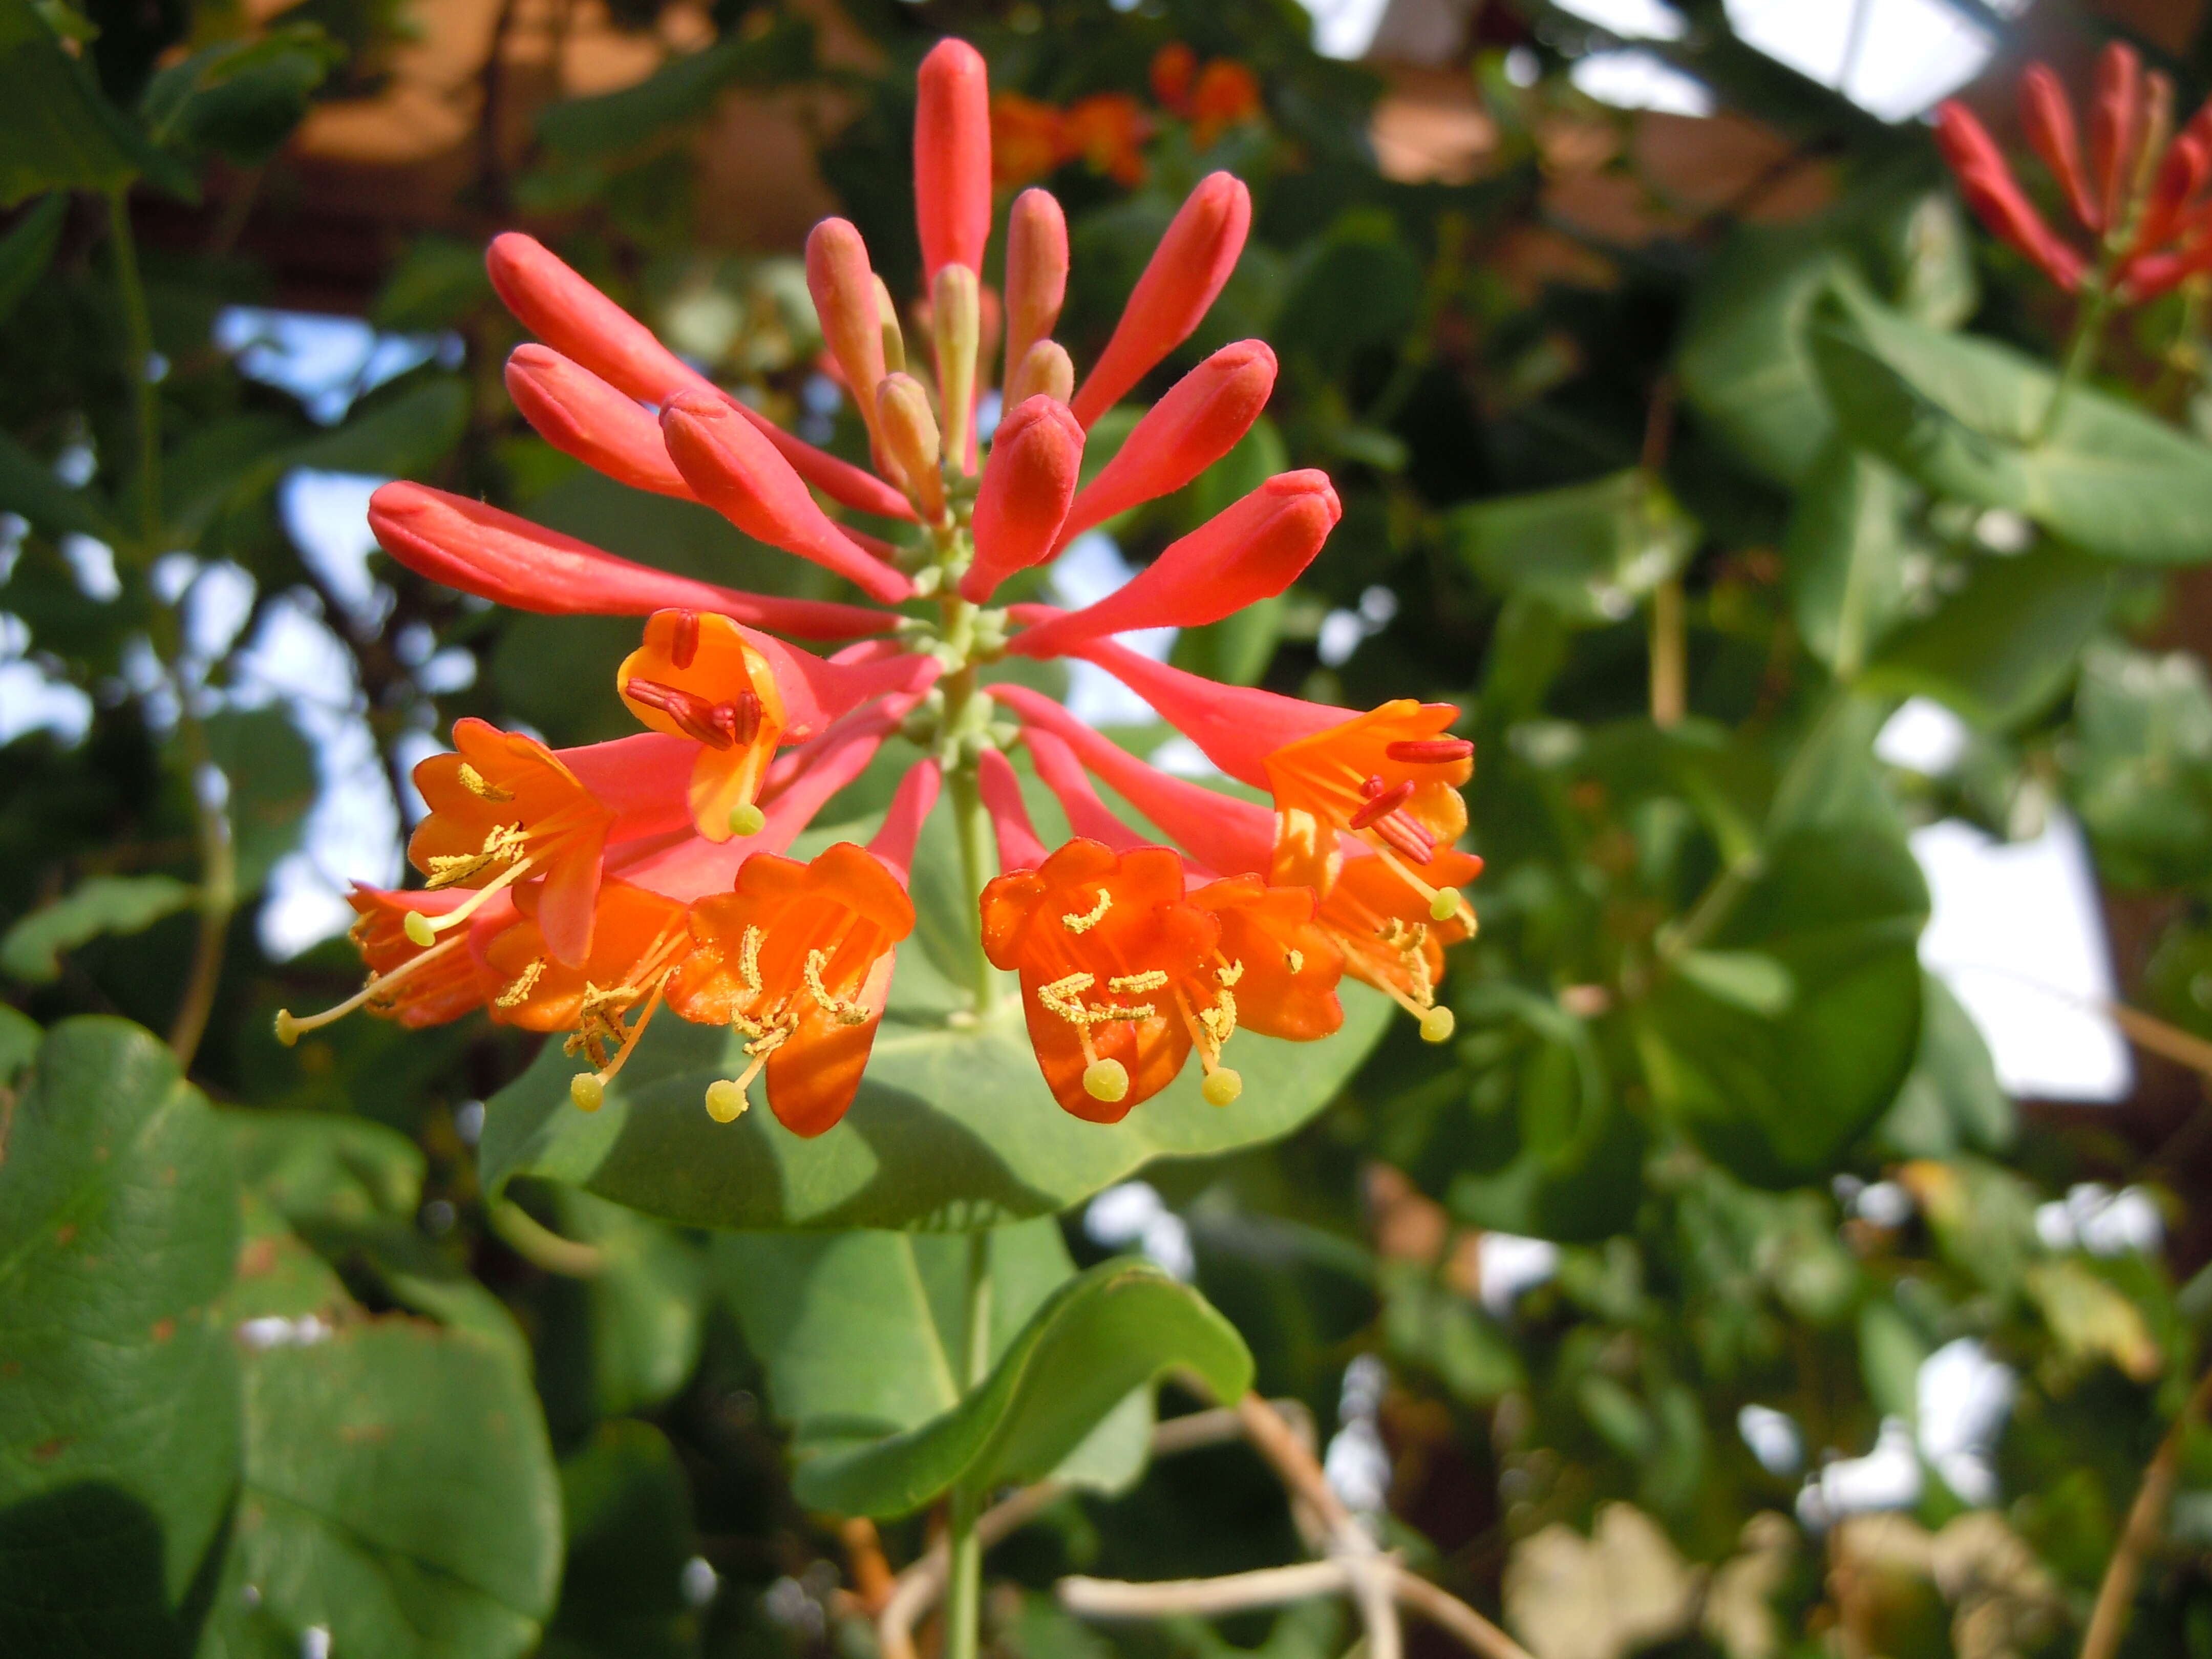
<box><xmin>2080</xmin><ymin>1363</ymin><xmax>2212</xmax><ymax>1659</ymax></box>
<box><xmin>1062</xmin><ymin>1561</ymin><xmax>1356</xmax><ymax>1617</ymax></box>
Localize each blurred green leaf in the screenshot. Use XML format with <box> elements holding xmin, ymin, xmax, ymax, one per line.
<box><xmin>0</xmin><ymin>191</ymin><xmax>65</xmax><ymax>324</ymax></box>
<box><xmin>0</xmin><ymin>0</ymin><xmax>144</xmax><ymax>204</ymax></box>
<box><xmin>1863</xmin><ymin>543</ymin><xmax>2112</xmax><ymax>728</ymax></box>
<box><xmin>536</xmin><ymin>17</ymin><xmax>814</xmax><ymax>159</ymax></box>
<box><xmin>1676</xmin><ymin>226</ymin><xmax>1844</xmax><ymax>487</ymax></box>
<box><xmin>1857</xmin><ymin>1299</ymin><xmax>1926</xmax><ymax>1424</ymax></box>
<box><xmin>543</xmin><ymin>1185</ymin><xmax>707</xmax><ymax>1420</ymax></box>
<box><xmin>1379</xmin><ymin>1260</ymin><xmax>1524</xmax><ymax>1406</ymax></box>
<box><xmin>542</xmin><ymin>1421</ymin><xmax>700</xmax><ymax>1659</ymax></box>
<box><xmin>1881</xmin><ymin>973</ymin><xmax>2014</xmax><ymax>1158</ymax></box>
<box><xmin>1784</xmin><ymin>441</ymin><xmax>1913</xmax><ymax>678</ymax></box>
<box><xmin>1274</xmin><ymin>209</ymin><xmax>1422</xmax><ymax>377</ymax></box>
<box><xmin>2</xmin><ymin>873</ymin><xmax>196</xmax><ymax>983</ymax></box>
<box><xmin>0</xmin><ymin>1017</ymin><xmax>242</xmax><ymax>1655</ymax></box>
<box><xmin>371</xmin><ymin>235</ymin><xmax>493</xmax><ymax>332</ymax></box>
<box><xmin>205</xmin><ymin>707</ymin><xmax>317</xmax><ymax>892</ymax></box>
<box><xmin>224</xmin><ymin>1108</ymin><xmax>424</xmax><ymax>1229</ymax></box>
<box><xmin>1814</xmin><ymin>288</ymin><xmax>2212</xmax><ymax>564</ymax></box>
<box><xmin>139</xmin><ymin>24</ymin><xmax>343</xmax><ymax>168</ymax></box>
<box><xmin>2068</xmin><ymin>640</ymin><xmax>2212</xmax><ymax>890</ymax></box>
<box><xmin>785</xmin><ymin>1255</ymin><xmax>1248</xmax><ymax>1517</ymax></box>
<box><xmin>1447</xmin><ymin>469</ymin><xmax>1696</xmax><ymax>625</ymax></box>
<box><xmin>0</xmin><ymin>428</ymin><xmax>123</xmax><ymax>543</ymax></box>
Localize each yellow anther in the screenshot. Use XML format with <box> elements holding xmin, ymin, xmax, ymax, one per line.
<box><xmin>496</xmin><ymin>957</ymin><xmax>547</xmax><ymax>1009</ymax></box>
<box><xmin>1200</xmin><ymin>993</ymin><xmax>1237</xmax><ymax>1045</ymax></box>
<box><xmin>705</xmin><ymin>1078</ymin><xmax>751</xmax><ymax>1122</ymax></box>
<box><xmin>1201</xmin><ymin>1069</ymin><xmax>1243</xmax><ymax>1107</ymax></box>
<box><xmin>1420</xmin><ymin>1006</ymin><xmax>1456</xmax><ymax>1044</ymax></box>
<box><xmin>570</xmin><ymin>1073</ymin><xmax>605</xmax><ymax>1112</ymax></box>
<box><xmin>1108</xmin><ymin>970</ymin><xmax>1169</xmax><ymax>994</ymax></box>
<box><xmin>739</xmin><ymin>926</ymin><xmax>765</xmax><ymax>997</ymax></box>
<box><xmin>1039</xmin><ymin>972</ymin><xmax>1153</xmax><ymax>1026</ymax></box>
<box><xmin>805</xmin><ymin>948</ymin><xmax>870</xmax><ymax>1026</ymax></box>
<box><xmin>1216</xmin><ymin>959</ymin><xmax>1244</xmax><ymax>988</ymax></box>
<box><xmin>729</xmin><ymin>801</ymin><xmax>766</xmax><ymax>838</ymax></box>
<box><xmin>1286</xmin><ymin>949</ymin><xmax>1304</xmax><ymax>975</ymax></box>
<box><xmin>424</xmin><ymin>823</ymin><xmax>529</xmax><ymax>888</ymax></box>
<box><xmin>1061</xmin><ymin>889</ymin><xmax>1112</xmax><ymax>933</ymax></box>
<box><xmin>1083</xmin><ymin>1057</ymin><xmax>1130</xmax><ymax>1103</ymax></box>
<box><xmin>458</xmin><ymin>763</ymin><xmax>512</xmax><ymax>801</ymax></box>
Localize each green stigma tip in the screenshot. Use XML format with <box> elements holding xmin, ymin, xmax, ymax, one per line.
<box><xmin>403</xmin><ymin>910</ymin><xmax>437</xmax><ymax>948</ymax></box>
<box><xmin>729</xmin><ymin>802</ymin><xmax>767</xmax><ymax>837</ymax></box>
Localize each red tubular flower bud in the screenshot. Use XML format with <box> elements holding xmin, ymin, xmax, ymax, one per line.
<box><xmin>867</xmin><ymin>760</ymin><xmax>943</xmax><ymax>884</ymax></box>
<box><xmin>1936</xmin><ymin>102</ymin><xmax>2086</xmax><ymax>290</ymax></box>
<box><xmin>1022</xmin><ymin>725</ymin><xmax>1171</xmax><ymax>860</ymax></box>
<box><xmin>2092</xmin><ymin>41</ymin><xmax>2144</xmax><ymax>232</ymax></box>
<box><xmin>1070</xmin><ymin>172</ymin><xmax>1252</xmax><ymax>428</ymax></box>
<box><xmin>1004</xmin><ymin>188</ymin><xmax>1069</xmax><ymax>387</ymax></box>
<box><xmin>2131</xmin><ymin>129</ymin><xmax>2209</xmax><ymax>262</ymax></box>
<box><xmin>505</xmin><ymin>345</ymin><xmax>691</xmax><ymax>499</ymax></box>
<box><xmin>486</xmin><ymin>232</ymin><xmax>911</xmax><ymax>522</ymax></box>
<box><xmin>2020</xmin><ymin>63</ymin><xmax>2099</xmax><ymax>230</ymax></box>
<box><xmin>1058</xmin><ymin>340</ymin><xmax>1277</xmax><ymax>548</ymax></box>
<box><xmin>978</xmin><ymin>748</ymin><xmax>1050</xmax><ymax>871</ymax></box>
<box><xmin>658</xmin><ymin>393</ymin><xmax>913</xmax><ymax>604</ymax></box>
<box><xmin>1010</xmin><ymin>471</ymin><xmax>1338</xmax><ymax>656</ymax></box>
<box><xmin>962</xmin><ymin>396</ymin><xmax>1084</xmax><ymax>602</ymax></box>
<box><xmin>367</xmin><ymin>481</ymin><xmax>894</xmax><ymax>640</ymax></box>
<box><xmin>806</xmin><ymin>219</ymin><xmax>891</xmax><ymax>435</ymax></box>
<box><xmin>915</xmin><ymin>38</ymin><xmax>993</xmax><ymax>281</ymax></box>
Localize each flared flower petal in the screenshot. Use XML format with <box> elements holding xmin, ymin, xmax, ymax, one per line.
<box><xmin>980</xmin><ymin>838</ymin><xmax>1217</xmax><ymax>1122</ymax></box>
<box><xmin>408</xmin><ymin>718</ymin><xmax>630</xmax><ymax>967</ymax></box>
<box><xmin>658</xmin><ymin>393</ymin><xmax>913</xmax><ymax>602</ymax></box>
<box><xmin>1071</xmin><ymin>172</ymin><xmax>1251</xmax><ymax>428</ymax></box>
<box><xmin>367</xmin><ymin>482</ymin><xmax>895</xmax><ymax>642</ymax></box>
<box><xmin>505</xmin><ymin>345</ymin><xmax>692</xmax><ymax>499</ymax></box>
<box><xmin>990</xmin><ymin>682</ymin><xmax>1275</xmax><ymax>877</ymax></box>
<box><xmin>1185</xmin><ymin>875</ymin><xmax>1344</xmax><ymax>1044</ymax></box>
<box><xmin>1263</xmin><ymin>700</ymin><xmax>1472</xmax><ymax>897</ymax></box>
<box><xmin>344</xmin><ymin>885</ymin><xmax>508</xmax><ymax>1027</ymax></box>
<box><xmin>961</xmin><ymin>395</ymin><xmax>1084</xmax><ymax>601</ymax></box>
<box><xmin>618</xmin><ymin>609</ymin><xmax>790</xmax><ymax>843</ymax></box>
<box><xmin>670</xmin><ymin>841</ymin><xmax>916</xmax><ymax>1136</ymax></box>
<box><xmin>916</xmin><ymin>38</ymin><xmax>993</xmax><ymax>281</ymax></box>
<box><xmin>1009</xmin><ymin>471</ymin><xmax>1337</xmax><ymax>656</ymax></box>
<box><xmin>486</xmin><ymin>231</ymin><xmax>913</xmax><ymax>521</ymax></box>
<box><xmin>1057</xmin><ymin>341</ymin><xmax>1277</xmax><ymax>549</ymax></box>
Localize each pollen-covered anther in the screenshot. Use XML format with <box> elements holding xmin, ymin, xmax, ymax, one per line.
<box><xmin>1348</xmin><ymin>780</ymin><xmax>1415</xmax><ymax>831</ymax></box>
<box><xmin>1285</xmin><ymin>949</ymin><xmax>1304</xmax><ymax>974</ymax></box>
<box><xmin>1038</xmin><ymin>971</ymin><xmax>1155</xmax><ymax>1025</ymax></box>
<box><xmin>621</xmin><ymin>678</ymin><xmax>762</xmax><ymax>750</ymax></box>
<box><xmin>423</xmin><ymin>823</ymin><xmax>530</xmax><ymax>889</ymax></box>
<box><xmin>1369</xmin><ymin>813</ymin><xmax>1437</xmax><ymax>864</ymax></box>
<box><xmin>1108</xmin><ymin>969</ymin><xmax>1169</xmax><ymax>994</ymax></box>
<box><xmin>458</xmin><ymin>763</ymin><xmax>513</xmax><ymax>801</ymax></box>
<box><xmin>1386</xmin><ymin>738</ymin><xmax>1474</xmax><ymax>764</ymax></box>
<box><xmin>1061</xmin><ymin>889</ymin><xmax>1112</xmax><ymax>932</ymax></box>
<box><xmin>496</xmin><ymin>956</ymin><xmax>547</xmax><ymax>1008</ymax></box>
<box><xmin>805</xmin><ymin>948</ymin><xmax>871</xmax><ymax>1025</ymax></box>
<box><xmin>560</xmin><ymin>921</ymin><xmax>688</xmax><ymax>1114</ymax></box>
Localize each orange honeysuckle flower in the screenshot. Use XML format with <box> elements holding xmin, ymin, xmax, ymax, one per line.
<box><xmin>407</xmin><ymin>719</ymin><xmax>639</xmax><ymax>968</ymax></box>
<box><xmin>1264</xmin><ymin>699</ymin><xmax>1476</xmax><ymax>917</ymax></box>
<box><xmin>272</xmin><ymin>885</ymin><xmax>511</xmax><ymax>1045</ymax></box>
<box><xmin>1320</xmin><ymin>847</ymin><xmax>1484</xmax><ymax>1041</ymax></box>
<box><xmin>982</xmin><ymin>838</ymin><xmax>1234</xmax><ymax>1122</ymax></box>
<box><xmin>618</xmin><ymin>609</ymin><xmax>788</xmax><ymax>844</ymax></box>
<box><xmin>990</xmin><ymin>92</ymin><xmax>1068</xmax><ymax>189</ymax></box>
<box><xmin>669</xmin><ymin>840</ymin><xmax>917</xmax><ymax>1138</ymax></box>
<box><xmin>1187</xmin><ymin>876</ymin><xmax>1346</xmax><ymax>1049</ymax></box>
<box><xmin>1065</xmin><ymin>93</ymin><xmax>1151</xmax><ymax>187</ymax></box>
<box><xmin>1190</xmin><ymin>59</ymin><xmax>1263</xmax><ymax>145</ymax></box>
<box><xmin>483</xmin><ymin>880</ymin><xmax>694</xmax><ymax>1111</ymax></box>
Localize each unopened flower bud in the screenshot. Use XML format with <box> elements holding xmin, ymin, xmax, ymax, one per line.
<box><xmin>1007</xmin><ymin>339</ymin><xmax>1074</xmax><ymax>408</ymax></box>
<box><xmin>874</xmin><ymin>274</ymin><xmax>906</xmax><ymax>373</ymax></box>
<box><xmin>916</xmin><ymin>38</ymin><xmax>992</xmax><ymax>280</ymax></box>
<box><xmin>1004</xmin><ymin>188</ymin><xmax>1068</xmax><ymax>386</ymax></box>
<box><xmin>1059</xmin><ymin>339</ymin><xmax>1277</xmax><ymax>547</ymax></box>
<box><xmin>933</xmin><ymin>264</ymin><xmax>981</xmax><ymax>477</ymax></box>
<box><xmin>877</xmin><ymin>373</ymin><xmax>946</xmax><ymax>521</ymax></box>
<box><xmin>806</xmin><ymin>219</ymin><xmax>889</xmax><ymax>444</ymax></box>
<box><xmin>962</xmin><ymin>395</ymin><xmax>1084</xmax><ymax>601</ymax></box>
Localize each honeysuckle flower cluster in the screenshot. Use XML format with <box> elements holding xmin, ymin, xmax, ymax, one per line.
<box><xmin>1937</xmin><ymin>40</ymin><xmax>2212</xmax><ymax>303</ymax></box>
<box><xmin>991</xmin><ymin>42</ymin><xmax>1262</xmax><ymax>190</ymax></box>
<box><xmin>276</xmin><ymin>38</ymin><xmax>1481</xmax><ymax>1135</ymax></box>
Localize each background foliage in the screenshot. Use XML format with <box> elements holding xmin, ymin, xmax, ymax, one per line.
<box><xmin>7</xmin><ymin>1</ymin><xmax>2212</xmax><ymax>1656</ymax></box>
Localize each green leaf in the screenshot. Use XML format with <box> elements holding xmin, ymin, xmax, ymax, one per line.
<box><xmin>542</xmin><ymin>1421</ymin><xmax>701</xmax><ymax>1659</ymax></box>
<box><xmin>1880</xmin><ymin>972</ymin><xmax>2013</xmax><ymax>1158</ymax></box>
<box><xmin>786</xmin><ymin>1256</ymin><xmax>1250</xmax><ymax>1517</ymax></box>
<box><xmin>1445</xmin><ymin>469</ymin><xmax>1697</xmax><ymax>626</ymax></box>
<box><xmin>543</xmin><ymin>1186</ymin><xmax>707</xmax><ymax>1420</ymax></box>
<box><xmin>372</xmin><ymin>236</ymin><xmax>494</xmax><ymax>333</ymax></box>
<box><xmin>0</xmin><ymin>1018</ymin><xmax>242</xmax><ymax>1655</ymax></box>
<box><xmin>2</xmin><ymin>873</ymin><xmax>197</xmax><ymax>983</ymax></box>
<box><xmin>205</xmin><ymin>707</ymin><xmax>318</xmax><ymax>892</ymax></box>
<box><xmin>139</xmin><ymin>24</ymin><xmax>342</xmax><ymax>168</ymax></box>
<box><xmin>1379</xmin><ymin>1259</ymin><xmax>1524</xmax><ymax>1406</ymax></box>
<box><xmin>223</xmin><ymin>1109</ymin><xmax>425</xmax><ymax>1230</ymax></box>
<box><xmin>2067</xmin><ymin>640</ymin><xmax>2212</xmax><ymax>890</ymax></box>
<box><xmin>1863</xmin><ymin>542</ymin><xmax>2112</xmax><ymax>728</ymax></box>
<box><xmin>287</xmin><ymin>376</ymin><xmax>470</xmax><ymax>479</ymax></box>
<box><xmin>1676</xmin><ymin>226</ymin><xmax>1845</xmax><ymax>487</ymax></box>
<box><xmin>1813</xmin><ymin>288</ymin><xmax>2212</xmax><ymax>564</ymax></box>
<box><xmin>0</xmin><ymin>427</ymin><xmax>123</xmax><ymax>543</ymax></box>
<box><xmin>0</xmin><ymin>0</ymin><xmax>141</xmax><ymax>205</ymax></box>
<box><xmin>717</xmin><ymin>1219</ymin><xmax>1132</xmax><ymax>1465</ymax></box>
<box><xmin>0</xmin><ymin>191</ymin><xmax>65</xmax><ymax>325</ymax></box>
<box><xmin>536</xmin><ymin>18</ymin><xmax>815</xmax><ymax>159</ymax></box>
<box><xmin>1783</xmin><ymin>442</ymin><xmax>1914</xmax><ymax>678</ymax></box>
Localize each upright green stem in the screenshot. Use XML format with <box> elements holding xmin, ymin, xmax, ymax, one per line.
<box><xmin>943</xmin><ymin>1230</ymin><xmax>994</xmax><ymax>1659</ymax></box>
<box><xmin>106</xmin><ymin>188</ymin><xmax>160</xmax><ymax>548</ymax></box>
<box><xmin>167</xmin><ymin>696</ymin><xmax>237</xmax><ymax>1068</ymax></box>
<box><xmin>935</xmin><ymin>582</ymin><xmax>998</xmax><ymax>1014</ymax></box>
<box><xmin>2036</xmin><ymin>274</ymin><xmax>2114</xmax><ymax>444</ymax></box>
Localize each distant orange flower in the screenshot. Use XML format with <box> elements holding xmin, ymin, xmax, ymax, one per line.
<box><xmin>1190</xmin><ymin>60</ymin><xmax>1262</xmax><ymax>145</ymax></box>
<box><xmin>1065</xmin><ymin>93</ymin><xmax>1151</xmax><ymax>186</ymax></box>
<box><xmin>992</xmin><ymin>92</ymin><xmax>1069</xmax><ymax>188</ymax></box>
<box><xmin>1151</xmin><ymin>43</ymin><xmax>1198</xmax><ymax>114</ymax></box>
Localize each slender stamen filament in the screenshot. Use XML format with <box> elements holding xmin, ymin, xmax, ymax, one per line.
<box><xmin>273</xmin><ymin>934</ymin><xmax>464</xmax><ymax>1045</ymax></box>
<box><xmin>1172</xmin><ymin>987</ymin><xmax>1244</xmax><ymax>1107</ymax></box>
<box><xmin>1370</xmin><ymin>843</ymin><xmax>1469</xmax><ymax>925</ymax></box>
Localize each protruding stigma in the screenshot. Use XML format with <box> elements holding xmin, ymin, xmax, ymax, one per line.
<box><xmin>705</xmin><ymin>1078</ymin><xmax>751</xmax><ymax>1122</ymax></box>
<box><xmin>1083</xmin><ymin>1056</ymin><xmax>1130</xmax><ymax>1104</ymax></box>
<box><xmin>1201</xmin><ymin>1068</ymin><xmax>1243</xmax><ymax>1107</ymax></box>
<box><xmin>271</xmin><ymin>934</ymin><xmax>463</xmax><ymax>1045</ymax></box>
<box><xmin>729</xmin><ymin>800</ymin><xmax>767</xmax><ymax>837</ymax></box>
